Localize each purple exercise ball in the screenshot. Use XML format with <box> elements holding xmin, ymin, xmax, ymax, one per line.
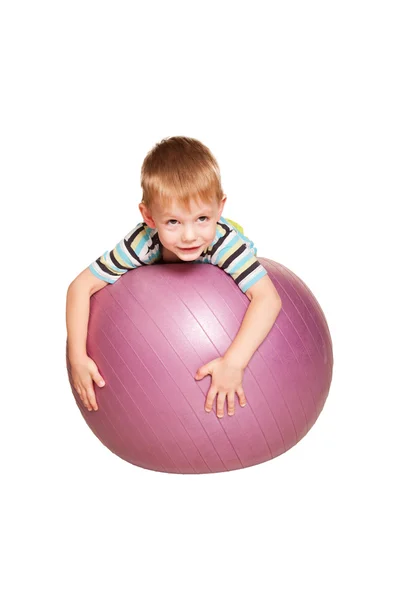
<box><xmin>67</xmin><ymin>258</ymin><xmax>333</xmax><ymax>474</ymax></box>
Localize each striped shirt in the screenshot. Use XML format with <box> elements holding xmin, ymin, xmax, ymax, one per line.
<box><xmin>88</xmin><ymin>216</ymin><xmax>267</xmax><ymax>294</ymax></box>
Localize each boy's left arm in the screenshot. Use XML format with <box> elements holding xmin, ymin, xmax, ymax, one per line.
<box><xmin>194</xmin><ymin>275</ymin><xmax>282</xmax><ymax>418</ymax></box>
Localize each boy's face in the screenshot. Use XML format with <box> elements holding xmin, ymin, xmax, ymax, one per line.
<box><xmin>139</xmin><ymin>195</ymin><xmax>226</xmax><ymax>262</ymax></box>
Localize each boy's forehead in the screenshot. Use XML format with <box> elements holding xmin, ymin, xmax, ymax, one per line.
<box><xmin>157</xmin><ymin>197</ymin><xmax>217</xmax><ymax>216</ymax></box>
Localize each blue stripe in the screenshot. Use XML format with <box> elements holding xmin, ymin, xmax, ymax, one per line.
<box><xmin>89</xmin><ymin>264</ymin><xmax>115</xmax><ymax>283</ymax></box>
<box><xmin>135</xmin><ymin>234</ymin><xmax>148</xmax><ymax>254</ymax></box>
<box><xmin>213</xmin><ymin>236</ymin><xmax>241</xmax><ymax>264</ymax></box>
<box><xmin>228</xmin><ymin>252</ymin><xmax>255</xmax><ymax>274</ymax></box>
<box><xmin>113</xmin><ymin>242</ymin><xmax>134</xmax><ymax>269</ymax></box>
<box><xmin>241</xmin><ymin>269</ymin><xmax>267</xmax><ymax>293</ymax></box>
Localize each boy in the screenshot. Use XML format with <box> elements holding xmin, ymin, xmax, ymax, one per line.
<box><xmin>66</xmin><ymin>136</ymin><xmax>282</xmax><ymax>419</ymax></box>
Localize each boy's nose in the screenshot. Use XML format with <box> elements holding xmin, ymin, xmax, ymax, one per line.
<box><xmin>182</xmin><ymin>228</ymin><xmax>197</xmax><ymax>243</ymax></box>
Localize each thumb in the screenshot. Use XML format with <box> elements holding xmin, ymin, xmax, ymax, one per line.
<box><xmin>195</xmin><ymin>364</ymin><xmax>210</xmax><ymax>380</ymax></box>
<box><xmin>93</xmin><ymin>372</ymin><xmax>105</xmax><ymax>387</ymax></box>
<box><xmin>87</xmin><ymin>357</ymin><xmax>105</xmax><ymax>387</ymax></box>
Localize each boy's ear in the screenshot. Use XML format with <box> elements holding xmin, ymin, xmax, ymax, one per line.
<box><xmin>217</xmin><ymin>195</ymin><xmax>227</xmax><ymax>218</ymax></box>
<box><xmin>139</xmin><ymin>202</ymin><xmax>157</xmax><ymax>229</ymax></box>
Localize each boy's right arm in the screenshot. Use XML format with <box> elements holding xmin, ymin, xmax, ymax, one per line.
<box><xmin>66</xmin><ymin>268</ymin><xmax>109</xmax><ymax>411</ymax></box>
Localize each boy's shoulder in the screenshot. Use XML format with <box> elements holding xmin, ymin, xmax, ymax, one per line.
<box><xmin>113</xmin><ymin>220</ymin><xmax>162</xmax><ymax>265</ymax></box>
<box><xmin>195</xmin><ymin>216</ymin><xmax>258</xmax><ymax>264</ymax></box>
<box><xmin>219</xmin><ymin>216</ymin><xmax>244</xmax><ymax>235</ymax></box>
<box><xmin>215</xmin><ymin>216</ymin><xmax>255</xmax><ymax>247</ymax></box>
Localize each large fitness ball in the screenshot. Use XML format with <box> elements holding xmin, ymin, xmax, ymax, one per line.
<box><xmin>67</xmin><ymin>258</ymin><xmax>333</xmax><ymax>474</ymax></box>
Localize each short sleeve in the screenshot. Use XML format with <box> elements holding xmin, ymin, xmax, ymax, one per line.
<box><xmin>209</xmin><ymin>219</ymin><xmax>268</xmax><ymax>294</ymax></box>
<box><xmin>88</xmin><ymin>222</ymin><xmax>162</xmax><ymax>284</ymax></box>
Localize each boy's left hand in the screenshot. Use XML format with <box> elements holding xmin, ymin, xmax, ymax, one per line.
<box><xmin>194</xmin><ymin>357</ymin><xmax>247</xmax><ymax>418</ymax></box>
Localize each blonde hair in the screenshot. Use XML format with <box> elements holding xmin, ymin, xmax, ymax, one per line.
<box><xmin>140</xmin><ymin>136</ymin><xmax>224</xmax><ymax>211</ymax></box>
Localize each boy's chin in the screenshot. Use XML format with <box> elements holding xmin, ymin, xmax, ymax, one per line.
<box><xmin>177</xmin><ymin>252</ymin><xmax>201</xmax><ymax>261</ymax></box>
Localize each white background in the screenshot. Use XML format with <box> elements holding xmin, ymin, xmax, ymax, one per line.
<box><xmin>1</xmin><ymin>1</ymin><xmax>399</xmax><ymax>598</ymax></box>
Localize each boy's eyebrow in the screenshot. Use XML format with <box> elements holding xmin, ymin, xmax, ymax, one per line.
<box><xmin>161</xmin><ymin>210</ymin><xmax>212</xmax><ymax>218</ymax></box>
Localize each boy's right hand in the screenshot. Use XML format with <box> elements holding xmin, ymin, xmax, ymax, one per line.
<box><xmin>70</xmin><ymin>355</ymin><xmax>105</xmax><ymax>411</ymax></box>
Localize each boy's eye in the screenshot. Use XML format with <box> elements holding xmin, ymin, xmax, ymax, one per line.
<box><xmin>167</xmin><ymin>216</ymin><xmax>209</xmax><ymax>225</ymax></box>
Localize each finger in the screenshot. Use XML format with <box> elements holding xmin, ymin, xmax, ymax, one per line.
<box><xmin>205</xmin><ymin>386</ymin><xmax>216</xmax><ymax>413</ymax></box>
<box><xmin>237</xmin><ymin>386</ymin><xmax>247</xmax><ymax>407</ymax></box>
<box><xmin>79</xmin><ymin>379</ymin><xmax>94</xmax><ymax>411</ymax></box>
<box><xmin>227</xmin><ymin>391</ymin><xmax>235</xmax><ymax>416</ymax></box>
<box><xmin>75</xmin><ymin>384</ymin><xmax>88</xmax><ymax>410</ymax></box>
<box><xmin>85</xmin><ymin>385</ymin><xmax>98</xmax><ymax>411</ymax></box>
<box><xmin>78</xmin><ymin>386</ymin><xmax>91</xmax><ymax>411</ymax></box>
<box><xmin>216</xmin><ymin>391</ymin><xmax>226</xmax><ymax>419</ymax></box>
<box><xmin>81</xmin><ymin>388</ymin><xmax>92</xmax><ymax>410</ymax></box>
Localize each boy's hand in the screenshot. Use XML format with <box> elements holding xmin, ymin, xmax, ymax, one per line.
<box><xmin>194</xmin><ymin>357</ymin><xmax>247</xmax><ymax>418</ymax></box>
<box><xmin>70</xmin><ymin>355</ymin><xmax>105</xmax><ymax>412</ymax></box>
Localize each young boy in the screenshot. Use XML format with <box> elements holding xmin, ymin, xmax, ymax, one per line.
<box><xmin>66</xmin><ymin>136</ymin><xmax>282</xmax><ymax>419</ymax></box>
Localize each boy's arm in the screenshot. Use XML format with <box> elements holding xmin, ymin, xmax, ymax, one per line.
<box><xmin>66</xmin><ymin>268</ymin><xmax>109</xmax><ymax>362</ymax></box>
<box><xmin>223</xmin><ymin>275</ymin><xmax>282</xmax><ymax>369</ymax></box>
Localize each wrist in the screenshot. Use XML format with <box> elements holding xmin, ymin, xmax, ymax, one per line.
<box><xmin>67</xmin><ymin>342</ymin><xmax>88</xmax><ymax>365</ymax></box>
<box><xmin>222</xmin><ymin>351</ymin><xmax>247</xmax><ymax>371</ymax></box>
